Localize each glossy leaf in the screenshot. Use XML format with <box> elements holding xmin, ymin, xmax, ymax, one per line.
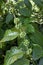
<box><xmin>0</xmin><ymin>29</ymin><xmax>19</xmax><ymax>42</ymax></box>
<box><xmin>4</xmin><ymin>47</ymin><xmax>24</xmax><ymax>65</ymax></box>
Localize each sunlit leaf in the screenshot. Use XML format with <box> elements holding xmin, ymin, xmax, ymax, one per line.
<box><xmin>4</xmin><ymin>47</ymin><xmax>24</xmax><ymax>65</ymax></box>
<box><xmin>0</xmin><ymin>29</ymin><xmax>19</xmax><ymax>42</ymax></box>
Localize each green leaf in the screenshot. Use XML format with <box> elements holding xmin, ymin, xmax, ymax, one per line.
<box><xmin>19</xmin><ymin>7</ymin><xmax>31</xmax><ymax>17</ymax></box>
<box><xmin>32</xmin><ymin>44</ymin><xmax>43</xmax><ymax>60</ymax></box>
<box><xmin>29</xmin><ymin>31</ymin><xmax>43</xmax><ymax>48</ymax></box>
<box><xmin>4</xmin><ymin>47</ymin><xmax>24</xmax><ymax>65</ymax></box>
<box><xmin>24</xmin><ymin>0</ymin><xmax>32</xmax><ymax>9</ymax></box>
<box><xmin>25</xmin><ymin>24</ymin><xmax>35</xmax><ymax>33</ymax></box>
<box><xmin>12</xmin><ymin>58</ymin><xmax>30</xmax><ymax>65</ymax></box>
<box><xmin>15</xmin><ymin>1</ymin><xmax>31</xmax><ymax>17</ymax></box>
<box><xmin>0</xmin><ymin>29</ymin><xmax>19</xmax><ymax>42</ymax></box>
<box><xmin>5</xmin><ymin>13</ymin><xmax>13</xmax><ymax>24</ymax></box>
<box><xmin>33</xmin><ymin>0</ymin><xmax>43</xmax><ymax>8</ymax></box>
<box><xmin>39</xmin><ymin>58</ymin><xmax>43</xmax><ymax>65</ymax></box>
<box><xmin>24</xmin><ymin>18</ymin><xmax>32</xmax><ymax>24</ymax></box>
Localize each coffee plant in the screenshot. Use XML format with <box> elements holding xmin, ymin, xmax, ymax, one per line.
<box><xmin>0</xmin><ymin>0</ymin><xmax>43</xmax><ymax>65</ymax></box>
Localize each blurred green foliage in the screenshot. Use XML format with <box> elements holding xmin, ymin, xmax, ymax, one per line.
<box><xmin>0</xmin><ymin>0</ymin><xmax>43</xmax><ymax>65</ymax></box>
